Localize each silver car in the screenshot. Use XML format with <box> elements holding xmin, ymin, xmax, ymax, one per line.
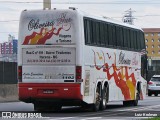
<box><xmin>148</xmin><ymin>75</ymin><xmax>160</xmax><ymax>96</ymax></box>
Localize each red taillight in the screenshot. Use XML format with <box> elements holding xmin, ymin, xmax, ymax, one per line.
<box><xmin>18</xmin><ymin>66</ymin><xmax>22</xmax><ymax>82</ymax></box>
<box><xmin>76</xmin><ymin>66</ymin><xmax>83</xmax><ymax>82</ymax></box>
<box><xmin>148</xmin><ymin>81</ymin><xmax>153</xmax><ymax>85</ymax></box>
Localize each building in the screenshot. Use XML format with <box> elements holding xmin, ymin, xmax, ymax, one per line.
<box><xmin>0</xmin><ymin>35</ymin><xmax>17</xmax><ymax>62</ymax></box>
<box><xmin>143</xmin><ymin>28</ymin><xmax>160</xmax><ymax>76</ymax></box>
<box><xmin>143</xmin><ymin>28</ymin><xmax>160</xmax><ymax>58</ymax></box>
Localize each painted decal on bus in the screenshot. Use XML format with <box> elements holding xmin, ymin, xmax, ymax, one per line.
<box><xmin>93</xmin><ymin>50</ymin><xmax>143</xmax><ymax>100</ymax></box>
<box><xmin>22</xmin><ymin>12</ymin><xmax>73</xmax><ymax>45</ymax></box>
<box><xmin>23</xmin><ymin>27</ymin><xmax>63</xmax><ymax>45</ymax></box>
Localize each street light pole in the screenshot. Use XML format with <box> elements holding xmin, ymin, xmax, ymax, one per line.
<box><xmin>43</xmin><ymin>0</ymin><xmax>51</xmax><ymax>9</ymax></box>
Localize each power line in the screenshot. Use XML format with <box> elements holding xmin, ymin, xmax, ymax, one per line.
<box><xmin>53</xmin><ymin>2</ymin><xmax>160</xmax><ymax>4</ymax></box>
<box><xmin>0</xmin><ymin>14</ymin><xmax>160</xmax><ymax>23</ymax></box>
<box><xmin>0</xmin><ymin>13</ymin><xmax>159</xmax><ymax>23</ymax></box>
<box><xmin>0</xmin><ymin>20</ymin><xmax>19</xmax><ymax>22</ymax></box>
<box><xmin>0</xmin><ymin>1</ymin><xmax>160</xmax><ymax>4</ymax></box>
<box><xmin>0</xmin><ymin>1</ymin><xmax>42</xmax><ymax>3</ymax></box>
<box><xmin>0</xmin><ymin>32</ymin><xmax>18</xmax><ymax>33</ymax></box>
<box><xmin>112</xmin><ymin>15</ymin><xmax>160</xmax><ymax>18</ymax></box>
<box><xmin>0</xmin><ymin>31</ymin><xmax>18</xmax><ymax>33</ymax></box>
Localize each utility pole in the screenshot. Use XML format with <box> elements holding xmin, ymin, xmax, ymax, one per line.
<box><xmin>43</xmin><ymin>0</ymin><xmax>51</xmax><ymax>9</ymax></box>
<box><xmin>122</xmin><ymin>8</ymin><xmax>136</xmax><ymax>25</ymax></box>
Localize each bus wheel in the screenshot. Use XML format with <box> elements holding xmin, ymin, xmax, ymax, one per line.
<box><xmin>123</xmin><ymin>101</ymin><xmax>131</xmax><ymax>106</ymax></box>
<box><xmin>148</xmin><ymin>92</ymin><xmax>152</xmax><ymax>96</ymax></box>
<box><xmin>100</xmin><ymin>86</ymin><xmax>108</xmax><ymax>110</ymax></box>
<box><xmin>34</xmin><ymin>103</ymin><xmax>45</xmax><ymax>111</ymax></box>
<box><xmin>131</xmin><ymin>91</ymin><xmax>140</xmax><ymax>106</ymax></box>
<box><xmin>154</xmin><ymin>93</ymin><xmax>158</xmax><ymax>96</ymax></box>
<box><xmin>92</xmin><ymin>86</ymin><xmax>101</xmax><ymax>112</ymax></box>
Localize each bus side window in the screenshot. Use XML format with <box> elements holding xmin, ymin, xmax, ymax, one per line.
<box><xmin>123</xmin><ymin>28</ymin><xmax>127</xmax><ymax>48</ymax></box>
<box><xmin>104</xmin><ymin>23</ymin><xmax>109</xmax><ymax>46</ymax></box>
<box><xmin>126</xmin><ymin>28</ymin><xmax>130</xmax><ymax>49</ymax></box>
<box><xmin>112</xmin><ymin>25</ymin><xmax>117</xmax><ymax>47</ymax></box>
<box><xmin>136</xmin><ymin>31</ymin><xmax>141</xmax><ymax>50</ymax></box>
<box><xmin>92</xmin><ymin>20</ymin><xmax>97</xmax><ymax>45</ymax></box>
<box><xmin>130</xmin><ymin>29</ymin><xmax>134</xmax><ymax>50</ymax></box>
<box><xmin>96</xmin><ymin>22</ymin><xmax>100</xmax><ymax>46</ymax></box>
<box><xmin>140</xmin><ymin>32</ymin><xmax>145</xmax><ymax>50</ymax></box>
<box><xmin>108</xmin><ymin>24</ymin><xmax>113</xmax><ymax>46</ymax></box>
<box><xmin>84</xmin><ymin>19</ymin><xmax>91</xmax><ymax>45</ymax></box>
<box><xmin>116</xmin><ymin>26</ymin><xmax>123</xmax><ymax>48</ymax></box>
<box><xmin>100</xmin><ymin>22</ymin><xmax>105</xmax><ymax>46</ymax></box>
<box><xmin>133</xmin><ymin>31</ymin><xmax>137</xmax><ymax>50</ymax></box>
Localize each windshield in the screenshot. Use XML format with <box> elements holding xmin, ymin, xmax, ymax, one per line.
<box><xmin>151</xmin><ymin>77</ymin><xmax>160</xmax><ymax>82</ymax></box>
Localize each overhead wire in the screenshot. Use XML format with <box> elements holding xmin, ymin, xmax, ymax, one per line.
<box><xmin>0</xmin><ymin>1</ymin><xmax>159</xmax><ymax>33</ymax></box>
<box><xmin>0</xmin><ymin>1</ymin><xmax>160</xmax><ymax>4</ymax></box>
<box><xmin>0</xmin><ymin>20</ymin><xmax>19</xmax><ymax>22</ymax></box>
<box><xmin>0</xmin><ymin>14</ymin><xmax>160</xmax><ymax>23</ymax></box>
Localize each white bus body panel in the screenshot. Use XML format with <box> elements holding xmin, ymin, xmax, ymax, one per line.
<box><xmin>83</xmin><ymin>45</ymin><xmax>144</xmax><ymax>102</ymax></box>
<box><xmin>18</xmin><ymin>10</ymin><xmax>80</xmax><ymax>82</ymax></box>
<box><xmin>18</xmin><ymin>9</ymin><xmax>147</xmax><ymax>105</ymax></box>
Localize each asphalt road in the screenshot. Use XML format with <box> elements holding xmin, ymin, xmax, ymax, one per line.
<box><xmin>0</xmin><ymin>96</ymin><xmax>160</xmax><ymax>119</ymax></box>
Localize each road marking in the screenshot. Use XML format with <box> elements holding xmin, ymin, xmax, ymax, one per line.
<box><xmin>80</xmin><ymin>117</ymin><xmax>102</xmax><ymax>120</ymax></box>
<box><xmin>49</xmin><ymin>117</ymin><xmax>75</xmax><ymax>120</ymax></box>
<box><xmin>117</xmin><ymin>104</ymin><xmax>160</xmax><ymax>111</ymax></box>
<box><xmin>73</xmin><ymin>110</ymin><xmax>125</xmax><ymax>117</ymax></box>
<box><xmin>68</xmin><ymin>105</ymin><xmax>160</xmax><ymax>118</ymax></box>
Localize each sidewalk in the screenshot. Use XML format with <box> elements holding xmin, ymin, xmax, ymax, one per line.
<box><xmin>0</xmin><ymin>84</ymin><xmax>19</xmax><ymax>103</ymax></box>
<box><xmin>0</xmin><ymin>96</ymin><xmax>19</xmax><ymax>103</ymax></box>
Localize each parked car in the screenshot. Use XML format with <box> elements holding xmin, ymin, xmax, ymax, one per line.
<box><xmin>148</xmin><ymin>75</ymin><xmax>160</xmax><ymax>96</ymax></box>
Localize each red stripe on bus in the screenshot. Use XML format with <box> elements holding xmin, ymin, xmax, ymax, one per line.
<box><xmin>19</xmin><ymin>83</ymin><xmax>82</xmax><ymax>100</ymax></box>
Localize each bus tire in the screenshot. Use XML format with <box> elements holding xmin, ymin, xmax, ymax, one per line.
<box><xmin>154</xmin><ymin>93</ymin><xmax>158</xmax><ymax>96</ymax></box>
<box><xmin>148</xmin><ymin>92</ymin><xmax>152</xmax><ymax>96</ymax></box>
<box><xmin>132</xmin><ymin>92</ymin><xmax>139</xmax><ymax>106</ymax></box>
<box><xmin>132</xmin><ymin>83</ymin><xmax>141</xmax><ymax>106</ymax></box>
<box><xmin>34</xmin><ymin>103</ymin><xmax>45</xmax><ymax>111</ymax></box>
<box><xmin>91</xmin><ymin>85</ymin><xmax>101</xmax><ymax>112</ymax></box>
<box><xmin>100</xmin><ymin>85</ymin><xmax>108</xmax><ymax>110</ymax></box>
<box><xmin>123</xmin><ymin>101</ymin><xmax>131</xmax><ymax>106</ymax></box>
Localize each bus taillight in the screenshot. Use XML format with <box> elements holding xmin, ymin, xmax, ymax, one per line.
<box><xmin>18</xmin><ymin>66</ymin><xmax>22</xmax><ymax>82</ymax></box>
<box><xmin>76</xmin><ymin>66</ymin><xmax>83</xmax><ymax>82</ymax></box>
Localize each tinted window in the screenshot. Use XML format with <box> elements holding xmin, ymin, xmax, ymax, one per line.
<box><xmin>104</xmin><ymin>23</ymin><xmax>109</xmax><ymax>45</ymax></box>
<box><xmin>92</xmin><ymin>20</ymin><xmax>97</xmax><ymax>45</ymax></box>
<box><xmin>83</xmin><ymin>17</ymin><xmax>145</xmax><ymax>52</ymax></box>
<box><xmin>108</xmin><ymin>24</ymin><xmax>113</xmax><ymax>46</ymax></box>
<box><xmin>117</xmin><ymin>26</ymin><xmax>123</xmax><ymax>47</ymax></box>
<box><xmin>151</xmin><ymin>77</ymin><xmax>160</xmax><ymax>82</ymax></box>
<box><xmin>123</xmin><ymin>28</ymin><xmax>127</xmax><ymax>48</ymax></box>
<box><xmin>99</xmin><ymin>22</ymin><xmax>105</xmax><ymax>46</ymax></box>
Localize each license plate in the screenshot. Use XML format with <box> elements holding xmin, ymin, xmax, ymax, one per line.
<box><xmin>43</xmin><ymin>90</ymin><xmax>54</xmax><ymax>94</ymax></box>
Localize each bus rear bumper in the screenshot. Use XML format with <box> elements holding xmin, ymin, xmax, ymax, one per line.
<box><xmin>18</xmin><ymin>83</ymin><xmax>82</xmax><ymax>103</ymax></box>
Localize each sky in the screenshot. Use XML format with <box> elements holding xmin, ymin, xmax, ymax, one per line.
<box><xmin>1</xmin><ymin>0</ymin><xmax>160</xmax><ymax>42</ymax></box>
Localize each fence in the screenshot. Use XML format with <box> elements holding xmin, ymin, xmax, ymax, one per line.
<box><xmin>0</xmin><ymin>62</ymin><xmax>17</xmax><ymax>84</ymax></box>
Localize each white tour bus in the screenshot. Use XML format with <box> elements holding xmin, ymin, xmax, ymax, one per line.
<box><xmin>18</xmin><ymin>8</ymin><xmax>147</xmax><ymax>111</ymax></box>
